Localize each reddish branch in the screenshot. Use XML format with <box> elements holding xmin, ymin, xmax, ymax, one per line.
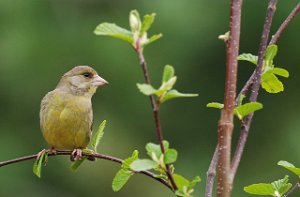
<box><xmin>0</xmin><ymin>150</ymin><xmax>172</xmax><ymax>189</ymax></box>
<box><xmin>231</xmin><ymin>0</ymin><xmax>277</xmax><ymax>177</ymax></box>
<box><xmin>217</xmin><ymin>1</ymin><xmax>243</xmax><ymax>197</ymax></box>
<box><xmin>136</xmin><ymin>48</ymin><xmax>178</xmax><ymax>191</ymax></box>
<box><xmin>270</xmin><ymin>3</ymin><xmax>300</xmax><ymax>44</ymax></box>
<box><xmin>207</xmin><ymin>1</ymin><xmax>300</xmax><ymax>196</ymax></box>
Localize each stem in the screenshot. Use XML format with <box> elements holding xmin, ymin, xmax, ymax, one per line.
<box><xmin>231</xmin><ymin>0</ymin><xmax>277</xmax><ymax>178</ymax></box>
<box><xmin>205</xmin><ymin>145</ymin><xmax>219</xmax><ymax>197</ymax></box>
<box><xmin>217</xmin><ymin>0</ymin><xmax>243</xmax><ymax>197</ymax></box>
<box><xmin>136</xmin><ymin>48</ymin><xmax>177</xmax><ymax>191</ymax></box>
<box><xmin>270</xmin><ymin>3</ymin><xmax>300</xmax><ymax>45</ymax></box>
<box><xmin>283</xmin><ymin>181</ymin><xmax>300</xmax><ymax>197</ymax></box>
<box><xmin>0</xmin><ymin>150</ymin><xmax>172</xmax><ymax>190</ymax></box>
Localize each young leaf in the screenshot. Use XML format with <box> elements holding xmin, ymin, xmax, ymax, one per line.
<box><xmin>164</xmin><ymin>149</ymin><xmax>178</xmax><ymax>164</ymax></box>
<box><xmin>145</xmin><ymin>33</ymin><xmax>163</xmax><ymax>45</ymax></box>
<box><xmin>173</xmin><ymin>174</ymin><xmax>190</xmax><ymax>191</ymax></box>
<box><xmin>91</xmin><ymin>120</ymin><xmax>106</xmax><ymax>152</ymax></box>
<box><xmin>244</xmin><ymin>183</ymin><xmax>275</xmax><ymax>195</ymax></box>
<box><xmin>130</xmin><ymin>159</ymin><xmax>158</xmax><ymax>171</ymax></box>
<box><xmin>159</xmin><ymin>77</ymin><xmax>177</xmax><ymax>92</ymax></box>
<box><xmin>33</xmin><ymin>152</ymin><xmax>48</xmax><ymax>178</ymax></box>
<box><xmin>162</xmin><ymin>65</ymin><xmax>175</xmax><ymax>83</ymax></box>
<box><xmin>137</xmin><ymin>83</ymin><xmax>157</xmax><ymax>95</ymax></box>
<box><xmin>146</xmin><ymin>141</ymin><xmax>169</xmax><ymax>159</ymax></box>
<box><xmin>261</xmin><ymin>72</ymin><xmax>284</xmax><ymax>93</ymax></box>
<box><xmin>206</xmin><ymin>102</ymin><xmax>224</xmax><ymax>109</ymax></box>
<box><xmin>140</xmin><ymin>13</ymin><xmax>156</xmax><ymax>36</ymax></box>
<box><xmin>278</xmin><ymin>161</ymin><xmax>300</xmax><ymax>177</ymax></box>
<box><xmin>161</xmin><ymin>90</ymin><xmax>198</xmax><ymax>103</ymax></box>
<box><xmin>112</xmin><ymin>169</ymin><xmax>133</xmax><ymax>192</ymax></box>
<box><xmin>273</xmin><ymin>68</ymin><xmax>289</xmax><ymax>78</ymax></box>
<box><xmin>129</xmin><ymin>10</ymin><xmax>141</xmax><ymax>33</ymax></box>
<box><xmin>94</xmin><ymin>23</ymin><xmax>133</xmax><ymax>44</ymax></box>
<box><xmin>234</xmin><ymin>102</ymin><xmax>263</xmax><ymax>120</ymax></box>
<box><xmin>189</xmin><ymin>176</ymin><xmax>201</xmax><ymax>189</ymax></box>
<box><xmin>122</xmin><ymin>150</ymin><xmax>139</xmax><ymax>169</ymax></box>
<box><xmin>237</xmin><ymin>53</ymin><xmax>258</xmax><ymax>65</ymax></box>
<box><xmin>71</xmin><ymin>156</ymin><xmax>88</xmax><ymax>171</ymax></box>
<box><xmin>271</xmin><ymin>175</ymin><xmax>292</xmax><ymax>196</ymax></box>
<box><xmin>264</xmin><ymin>44</ymin><xmax>278</xmax><ymax>67</ymax></box>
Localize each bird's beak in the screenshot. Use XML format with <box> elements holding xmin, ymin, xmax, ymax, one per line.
<box><xmin>93</xmin><ymin>75</ymin><xmax>108</xmax><ymax>87</ymax></box>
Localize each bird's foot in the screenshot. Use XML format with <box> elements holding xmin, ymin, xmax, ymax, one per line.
<box><xmin>37</xmin><ymin>148</ymin><xmax>57</xmax><ymax>160</ymax></box>
<box><xmin>71</xmin><ymin>149</ymin><xmax>82</xmax><ymax>161</ymax></box>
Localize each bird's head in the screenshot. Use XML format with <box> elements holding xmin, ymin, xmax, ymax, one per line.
<box><xmin>56</xmin><ymin>66</ymin><xmax>108</xmax><ymax>97</ymax></box>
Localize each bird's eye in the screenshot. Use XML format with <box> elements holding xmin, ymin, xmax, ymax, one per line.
<box><xmin>82</xmin><ymin>72</ymin><xmax>92</xmax><ymax>78</ymax></box>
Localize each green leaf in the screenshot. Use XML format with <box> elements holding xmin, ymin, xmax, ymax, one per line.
<box><xmin>175</xmin><ymin>190</ymin><xmax>186</xmax><ymax>197</ymax></box>
<box><xmin>261</xmin><ymin>71</ymin><xmax>284</xmax><ymax>93</ymax></box>
<box><xmin>137</xmin><ymin>83</ymin><xmax>157</xmax><ymax>96</ymax></box>
<box><xmin>140</xmin><ymin>13</ymin><xmax>156</xmax><ymax>36</ymax></box>
<box><xmin>244</xmin><ymin>183</ymin><xmax>275</xmax><ymax>195</ymax></box>
<box><xmin>189</xmin><ymin>176</ymin><xmax>201</xmax><ymax>189</ymax></box>
<box><xmin>273</xmin><ymin>68</ymin><xmax>289</xmax><ymax>78</ymax></box>
<box><xmin>130</xmin><ymin>159</ymin><xmax>158</xmax><ymax>171</ymax></box>
<box><xmin>145</xmin><ymin>33</ymin><xmax>163</xmax><ymax>45</ymax></box>
<box><xmin>161</xmin><ymin>90</ymin><xmax>198</xmax><ymax>102</ymax></box>
<box><xmin>91</xmin><ymin>120</ymin><xmax>106</xmax><ymax>152</ymax></box>
<box><xmin>129</xmin><ymin>10</ymin><xmax>141</xmax><ymax>33</ymax></box>
<box><xmin>122</xmin><ymin>150</ymin><xmax>139</xmax><ymax>169</ymax></box>
<box><xmin>173</xmin><ymin>174</ymin><xmax>190</xmax><ymax>191</ymax></box>
<box><xmin>238</xmin><ymin>53</ymin><xmax>258</xmax><ymax>65</ymax></box>
<box><xmin>234</xmin><ymin>102</ymin><xmax>263</xmax><ymax>120</ymax></box>
<box><xmin>71</xmin><ymin>156</ymin><xmax>88</xmax><ymax>171</ymax></box>
<box><xmin>112</xmin><ymin>169</ymin><xmax>133</xmax><ymax>192</ymax></box>
<box><xmin>164</xmin><ymin>149</ymin><xmax>178</xmax><ymax>164</ymax></box>
<box><xmin>94</xmin><ymin>23</ymin><xmax>133</xmax><ymax>44</ymax></box>
<box><xmin>206</xmin><ymin>102</ymin><xmax>224</xmax><ymax>109</ymax></box>
<box><xmin>159</xmin><ymin>77</ymin><xmax>177</xmax><ymax>92</ymax></box>
<box><xmin>271</xmin><ymin>175</ymin><xmax>292</xmax><ymax>195</ymax></box>
<box><xmin>278</xmin><ymin>161</ymin><xmax>300</xmax><ymax>177</ymax></box>
<box><xmin>162</xmin><ymin>65</ymin><xmax>175</xmax><ymax>83</ymax></box>
<box><xmin>264</xmin><ymin>44</ymin><xmax>278</xmax><ymax>67</ymax></box>
<box><xmin>145</xmin><ymin>141</ymin><xmax>169</xmax><ymax>159</ymax></box>
<box><xmin>33</xmin><ymin>152</ymin><xmax>48</xmax><ymax>178</ymax></box>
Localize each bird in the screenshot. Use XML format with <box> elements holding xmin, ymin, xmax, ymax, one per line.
<box><xmin>39</xmin><ymin>65</ymin><xmax>108</xmax><ymax>160</ymax></box>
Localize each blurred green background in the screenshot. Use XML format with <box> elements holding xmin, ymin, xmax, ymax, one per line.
<box><xmin>0</xmin><ymin>0</ymin><xmax>300</xmax><ymax>196</ymax></box>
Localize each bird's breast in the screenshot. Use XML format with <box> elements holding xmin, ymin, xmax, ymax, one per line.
<box><xmin>40</xmin><ymin>91</ymin><xmax>93</xmax><ymax>149</ymax></box>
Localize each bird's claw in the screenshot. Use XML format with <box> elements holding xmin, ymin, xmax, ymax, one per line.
<box><xmin>71</xmin><ymin>149</ymin><xmax>82</xmax><ymax>161</ymax></box>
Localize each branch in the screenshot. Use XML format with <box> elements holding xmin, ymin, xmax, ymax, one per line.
<box><xmin>205</xmin><ymin>145</ymin><xmax>219</xmax><ymax>197</ymax></box>
<box><xmin>135</xmin><ymin>48</ymin><xmax>178</xmax><ymax>191</ymax></box>
<box><xmin>217</xmin><ymin>0</ymin><xmax>243</xmax><ymax>197</ymax></box>
<box><xmin>283</xmin><ymin>181</ymin><xmax>300</xmax><ymax>197</ymax></box>
<box><xmin>231</xmin><ymin>0</ymin><xmax>277</xmax><ymax>177</ymax></box>
<box><xmin>0</xmin><ymin>150</ymin><xmax>172</xmax><ymax>190</ymax></box>
<box><xmin>270</xmin><ymin>2</ymin><xmax>300</xmax><ymax>45</ymax></box>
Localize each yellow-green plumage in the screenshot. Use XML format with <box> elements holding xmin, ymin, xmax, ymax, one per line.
<box><xmin>40</xmin><ymin>66</ymin><xmax>107</xmax><ymax>150</ymax></box>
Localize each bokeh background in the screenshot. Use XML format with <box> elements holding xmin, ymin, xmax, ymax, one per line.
<box><xmin>0</xmin><ymin>0</ymin><xmax>300</xmax><ymax>196</ymax></box>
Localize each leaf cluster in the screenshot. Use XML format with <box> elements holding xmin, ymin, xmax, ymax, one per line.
<box><xmin>137</xmin><ymin>65</ymin><xmax>198</xmax><ymax>104</ymax></box>
<box><xmin>244</xmin><ymin>161</ymin><xmax>300</xmax><ymax>196</ymax></box>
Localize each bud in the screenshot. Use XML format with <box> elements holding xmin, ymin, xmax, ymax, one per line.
<box><xmin>129</xmin><ymin>10</ymin><xmax>141</xmax><ymax>33</ymax></box>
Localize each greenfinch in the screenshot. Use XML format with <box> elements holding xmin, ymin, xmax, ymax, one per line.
<box><xmin>40</xmin><ymin>66</ymin><xmax>108</xmax><ymax>160</ymax></box>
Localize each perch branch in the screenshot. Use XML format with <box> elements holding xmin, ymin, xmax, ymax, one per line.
<box><xmin>0</xmin><ymin>150</ymin><xmax>172</xmax><ymax>190</ymax></box>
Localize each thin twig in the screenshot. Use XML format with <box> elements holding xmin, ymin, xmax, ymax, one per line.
<box><xmin>135</xmin><ymin>47</ymin><xmax>178</xmax><ymax>191</ymax></box>
<box><xmin>217</xmin><ymin>0</ymin><xmax>243</xmax><ymax>196</ymax></box>
<box><xmin>0</xmin><ymin>150</ymin><xmax>172</xmax><ymax>190</ymax></box>
<box><xmin>270</xmin><ymin>3</ymin><xmax>300</xmax><ymax>45</ymax></box>
<box><xmin>205</xmin><ymin>145</ymin><xmax>219</xmax><ymax>197</ymax></box>
<box><xmin>282</xmin><ymin>181</ymin><xmax>300</xmax><ymax>197</ymax></box>
<box><xmin>231</xmin><ymin>0</ymin><xmax>277</xmax><ymax>177</ymax></box>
